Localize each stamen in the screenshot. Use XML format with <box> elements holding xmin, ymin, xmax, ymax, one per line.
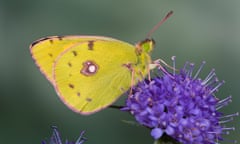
<box><xmin>51</xmin><ymin>126</ymin><xmax>62</xmax><ymax>144</ymax></box>
<box><xmin>202</xmin><ymin>69</ymin><xmax>215</xmax><ymax>85</ymax></box>
<box><xmin>75</xmin><ymin>131</ymin><xmax>87</xmax><ymax>144</ymax></box>
<box><xmin>220</xmin><ymin>130</ymin><xmax>238</xmax><ymax>144</ymax></box>
<box><xmin>217</xmin><ymin>96</ymin><xmax>232</xmax><ymax>104</ymax></box>
<box><xmin>171</xmin><ymin>56</ymin><xmax>176</xmax><ymax>76</ymax></box>
<box><xmin>216</xmin><ymin>101</ymin><xmax>232</xmax><ymax>110</ymax></box>
<box><xmin>220</xmin><ymin>137</ymin><xmax>238</xmax><ymax>144</ymax></box>
<box><xmin>222</xmin><ymin>127</ymin><xmax>235</xmax><ymax>131</ymax></box>
<box><xmin>231</xmin><ymin>140</ymin><xmax>238</xmax><ymax>144</ymax></box>
<box><xmin>216</xmin><ymin>96</ymin><xmax>232</xmax><ymax>108</ymax></box>
<box><xmin>222</xmin><ymin>131</ymin><xmax>230</xmax><ymax>135</ymax></box>
<box><xmin>219</xmin><ymin>117</ymin><xmax>233</xmax><ymax>124</ymax></box>
<box><xmin>206</xmin><ymin>131</ymin><xmax>221</xmax><ymax>143</ymax></box>
<box><xmin>218</xmin><ymin>112</ymin><xmax>239</xmax><ymax>119</ymax></box>
<box><xmin>210</xmin><ymin>80</ymin><xmax>225</xmax><ymax>94</ymax></box>
<box><xmin>183</xmin><ymin>61</ymin><xmax>189</xmax><ymax>72</ymax></box>
<box><xmin>216</xmin><ymin>96</ymin><xmax>232</xmax><ymax>110</ymax></box>
<box><xmin>193</xmin><ymin>61</ymin><xmax>206</xmax><ymax>80</ymax></box>
<box><xmin>232</xmin><ymin>140</ymin><xmax>238</xmax><ymax>144</ymax></box>
<box><xmin>205</xmin><ymin>77</ymin><xmax>218</xmax><ymax>87</ymax></box>
<box><xmin>187</xmin><ymin>63</ymin><xmax>194</xmax><ymax>78</ymax></box>
<box><xmin>207</xmin><ymin>131</ymin><xmax>221</xmax><ymax>134</ymax></box>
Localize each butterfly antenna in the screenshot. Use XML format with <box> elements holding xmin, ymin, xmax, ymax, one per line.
<box><xmin>146</xmin><ymin>11</ymin><xmax>173</xmax><ymax>38</ymax></box>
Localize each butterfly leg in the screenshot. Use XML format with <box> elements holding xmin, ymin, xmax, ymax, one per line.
<box><xmin>128</xmin><ymin>67</ymin><xmax>136</xmax><ymax>96</ymax></box>
<box><xmin>147</xmin><ymin>64</ymin><xmax>151</xmax><ymax>81</ymax></box>
<box><xmin>150</xmin><ymin>58</ymin><xmax>177</xmax><ymax>79</ymax></box>
<box><xmin>122</xmin><ymin>63</ymin><xmax>135</xmax><ymax>96</ymax></box>
<box><xmin>154</xmin><ymin>58</ymin><xmax>177</xmax><ymax>71</ymax></box>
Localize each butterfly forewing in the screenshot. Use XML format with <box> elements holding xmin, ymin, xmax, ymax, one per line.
<box><xmin>30</xmin><ymin>36</ymin><xmax>120</xmax><ymax>84</ymax></box>
<box><xmin>53</xmin><ymin>40</ymin><xmax>138</xmax><ymax>114</ymax></box>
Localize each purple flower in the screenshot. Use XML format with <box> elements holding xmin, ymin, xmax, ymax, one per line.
<box><xmin>123</xmin><ymin>57</ymin><xmax>238</xmax><ymax>144</ymax></box>
<box><xmin>42</xmin><ymin>126</ymin><xmax>87</xmax><ymax>144</ymax></box>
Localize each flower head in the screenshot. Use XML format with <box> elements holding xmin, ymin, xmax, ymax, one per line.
<box><xmin>42</xmin><ymin>126</ymin><xmax>87</xmax><ymax>144</ymax></box>
<box><xmin>123</xmin><ymin>57</ymin><xmax>238</xmax><ymax>144</ymax></box>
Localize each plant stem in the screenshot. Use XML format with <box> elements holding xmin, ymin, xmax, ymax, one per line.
<box><xmin>153</xmin><ymin>134</ymin><xmax>181</xmax><ymax>144</ymax></box>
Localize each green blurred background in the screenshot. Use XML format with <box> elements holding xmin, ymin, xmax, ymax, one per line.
<box><xmin>0</xmin><ymin>0</ymin><xmax>239</xmax><ymax>143</ymax></box>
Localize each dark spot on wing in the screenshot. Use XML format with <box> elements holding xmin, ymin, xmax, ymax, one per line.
<box><xmin>122</xmin><ymin>63</ymin><xmax>132</xmax><ymax>71</ymax></box>
<box><xmin>88</xmin><ymin>40</ymin><xmax>94</xmax><ymax>50</ymax></box>
<box><xmin>77</xmin><ymin>92</ymin><xmax>80</xmax><ymax>97</ymax></box>
<box><xmin>68</xmin><ymin>83</ymin><xmax>74</xmax><ymax>89</ymax></box>
<box><xmin>72</xmin><ymin>51</ymin><xmax>77</xmax><ymax>56</ymax></box>
<box><xmin>48</xmin><ymin>53</ymin><xmax>53</xmax><ymax>57</ymax></box>
<box><xmin>68</xmin><ymin>62</ymin><xmax>72</xmax><ymax>67</ymax></box>
<box><xmin>86</xmin><ymin>98</ymin><xmax>92</xmax><ymax>102</ymax></box>
<box><xmin>49</xmin><ymin>39</ymin><xmax>53</xmax><ymax>44</ymax></box>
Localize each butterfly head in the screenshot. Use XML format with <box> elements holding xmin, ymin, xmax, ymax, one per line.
<box><xmin>135</xmin><ymin>38</ymin><xmax>155</xmax><ymax>55</ymax></box>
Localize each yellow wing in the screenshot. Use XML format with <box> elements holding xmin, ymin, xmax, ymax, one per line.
<box><xmin>30</xmin><ymin>36</ymin><xmax>120</xmax><ymax>84</ymax></box>
<box><xmin>53</xmin><ymin>40</ymin><xmax>139</xmax><ymax>115</ymax></box>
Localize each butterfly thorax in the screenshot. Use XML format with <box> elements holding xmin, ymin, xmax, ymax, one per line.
<box><xmin>132</xmin><ymin>39</ymin><xmax>155</xmax><ymax>81</ymax></box>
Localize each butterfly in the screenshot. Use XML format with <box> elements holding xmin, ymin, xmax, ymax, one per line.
<box><xmin>30</xmin><ymin>11</ymin><xmax>173</xmax><ymax>115</ymax></box>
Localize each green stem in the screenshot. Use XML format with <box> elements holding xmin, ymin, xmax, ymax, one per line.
<box><xmin>153</xmin><ymin>134</ymin><xmax>181</xmax><ymax>144</ymax></box>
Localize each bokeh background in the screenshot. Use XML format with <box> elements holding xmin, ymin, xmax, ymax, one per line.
<box><xmin>0</xmin><ymin>0</ymin><xmax>239</xmax><ymax>143</ymax></box>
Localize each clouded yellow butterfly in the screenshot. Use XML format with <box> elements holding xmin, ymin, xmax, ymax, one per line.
<box><xmin>30</xmin><ymin>11</ymin><xmax>173</xmax><ymax>115</ymax></box>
